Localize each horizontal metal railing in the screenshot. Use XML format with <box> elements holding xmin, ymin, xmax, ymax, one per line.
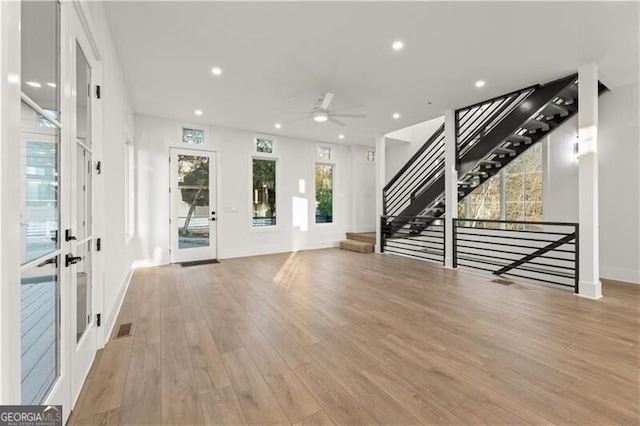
<box><xmin>380</xmin><ymin>215</ymin><xmax>445</xmax><ymax>264</ymax></box>
<box><xmin>453</xmin><ymin>218</ymin><xmax>579</xmax><ymax>292</ymax></box>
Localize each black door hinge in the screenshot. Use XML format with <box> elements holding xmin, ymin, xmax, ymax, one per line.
<box><xmin>96</xmin><ymin>314</ymin><xmax>101</xmax><ymax>327</ymax></box>
<box><xmin>96</xmin><ymin>238</ymin><xmax>102</xmax><ymax>252</ymax></box>
<box><xmin>96</xmin><ymin>85</ymin><xmax>101</xmax><ymax>99</ymax></box>
<box><xmin>96</xmin><ymin>161</ymin><xmax>101</xmax><ymax>174</ymax></box>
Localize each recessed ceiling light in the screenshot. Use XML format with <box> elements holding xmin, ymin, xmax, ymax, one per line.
<box><xmin>274</xmin><ymin>123</ymin><xmax>281</xmax><ymax>129</ymax></box>
<box><xmin>392</xmin><ymin>112</ymin><xmax>401</xmax><ymax>120</ymax></box>
<box><xmin>47</xmin><ymin>82</ymin><xmax>56</xmax><ymax>88</ymax></box>
<box><xmin>26</xmin><ymin>81</ymin><xmax>41</xmax><ymax>88</ymax></box>
<box><xmin>475</xmin><ymin>80</ymin><xmax>485</xmax><ymax>88</ymax></box>
<box><xmin>195</xmin><ymin>110</ymin><xmax>203</xmax><ymax>116</ymax></box>
<box><xmin>338</xmin><ymin>134</ymin><xmax>345</xmax><ymax>139</ymax></box>
<box><xmin>392</xmin><ymin>40</ymin><xmax>404</xmax><ymax>51</ymax></box>
<box><xmin>211</xmin><ymin>67</ymin><xmax>222</xmax><ymax>76</ymax></box>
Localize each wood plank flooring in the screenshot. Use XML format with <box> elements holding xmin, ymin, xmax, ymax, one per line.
<box><xmin>68</xmin><ymin>249</ymin><xmax>640</xmax><ymax>425</ymax></box>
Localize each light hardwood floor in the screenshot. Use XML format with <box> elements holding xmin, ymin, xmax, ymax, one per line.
<box><xmin>68</xmin><ymin>249</ymin><xmax>640</xmax><ymax>425</ymax></box>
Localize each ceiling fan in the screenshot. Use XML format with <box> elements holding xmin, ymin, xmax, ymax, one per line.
<box><xmin>296</xmin><ymin>92</ymin><xmax>366</xmax><ymax>127</ymax></box>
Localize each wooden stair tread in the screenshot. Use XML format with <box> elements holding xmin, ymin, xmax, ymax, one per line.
<box><xmin>339</xmin><ymin>240</ymin><xmax>374</xmax><ymax>253</ymax></box>
<box><xmin>345</xmin><ymin>232</ymin><xmax>376</xmax><ymax>244</ymax></box>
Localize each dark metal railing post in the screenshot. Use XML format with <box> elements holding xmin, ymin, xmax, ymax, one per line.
<box><xmin>574</xmin><ymin>223</ymin><xmax>580</xmax><ymax>294</ymax></box>
<box><xmin>382</xmin><ymin>190</ymin><xmax>387</xmax><ymax>216</ymax></box>
<box><xmin>452</xmin><ymin>218</ymin><xmax>458</xmax><ymax>268</ymax></box>
<box><xmin>379</xmin><ymin>216</ymin><xmax>386</xmax><ymax>253</ymax></box>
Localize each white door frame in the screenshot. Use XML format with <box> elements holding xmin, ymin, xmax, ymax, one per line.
<box><xmin>170</xmin><ymin>147</ymin><xmax>218</xmax><ymax>263</ymax></box>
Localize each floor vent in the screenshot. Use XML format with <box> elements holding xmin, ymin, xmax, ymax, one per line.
<box><xmin>116</xmin><ymin>322</ymin><xmax>132</xmax><ymax>339</ymax></box>
<box><xmin>492</xmin><ymin>278</ymin><xmax>514</xmax><ymax>286</ymax></box>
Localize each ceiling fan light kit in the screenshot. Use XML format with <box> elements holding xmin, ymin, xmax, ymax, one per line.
<box><xmin>296</xmin><ymin>92</ymin><xmax>366</xmax><ymax>127</ymax></box>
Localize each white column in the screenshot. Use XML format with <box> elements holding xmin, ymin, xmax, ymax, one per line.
<box><xmin>374</xmin><ymin>134</ymin><xmax>386</xmax><ymax>253</ymax></box>
<box><xmin>578</xmin><ymin>63</ymin><xmax>602</xmax><ymax>299</ymax></box>
<box><xmin>444</xmin><ymin>109</ymin><xmax>458</xmax><ymax>268</ymax></box>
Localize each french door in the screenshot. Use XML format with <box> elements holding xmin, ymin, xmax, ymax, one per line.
<box><xmin>170</xmin><ymin>148</ymin><xmax>217</xmax><ymax>263</ymax></box>
<box><xmin>17</xmin><ymin>2</ymin><xmax>100</xmax><ymax>420</ymax></box>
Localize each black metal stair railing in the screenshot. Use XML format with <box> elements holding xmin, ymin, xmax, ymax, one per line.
<box><xmin>453</xmin><ymin>218</ymin><xmax>579</xmax><ymax>291</ymax></box>
<box><xmin>383</xmin><ymin>74</ymin><xmax>607</xmax><ymax>237</ymax></box>
<box><xmin>383</xmin><ymin>124</ymin><xmax>445</xmax><ymax>218</ymax></box>
<box><xmin>380</xmin><ymin>215</ymin><xmax>444</xmax><ymax>264</ymax></box>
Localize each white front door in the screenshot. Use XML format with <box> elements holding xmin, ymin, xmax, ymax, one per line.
<box><xmin>170</xmin><ymin>148</ymin><xmax>217</xmax><ymax>263</ymax></box>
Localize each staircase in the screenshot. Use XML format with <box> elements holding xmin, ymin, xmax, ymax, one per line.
<box><xmin>383</xmin><ymin>74</ymin><xmax>607</xmax><ymax>236</ymax></box>
<box><xmin>339</xmin><ymin>232</ymin><xmax>375</xmax><ymax>253</ymax></box>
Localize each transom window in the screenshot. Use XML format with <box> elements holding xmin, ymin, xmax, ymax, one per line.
<box><xmin>182</xmin><ymin>127</ymin><xmax>204</xmax><ymax>145</ymax></box>
<box><xmin>317</xmin><ymin>146</ymin><xmax>331</xmax><ymax>160</ymax></box>
<box><xmin>256</xmin><ymin>138</ymin><xmax>274</xmax><ymax>154</ymax></box>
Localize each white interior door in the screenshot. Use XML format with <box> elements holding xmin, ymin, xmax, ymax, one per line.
<box><xmin>170</xmin><ymin>148</ymin><xmax>217</xmax><ymax>263</ymax></box>
<box><xmin>69</xmin><ymin>29</ymin><xmax>98</xmax><ymax>403</ymax></box>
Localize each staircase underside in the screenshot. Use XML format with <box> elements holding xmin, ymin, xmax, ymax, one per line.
<box><xmin>385</xmin><ymin>74</ymin><xmax>608</xmax><ymax>236</ymax></box>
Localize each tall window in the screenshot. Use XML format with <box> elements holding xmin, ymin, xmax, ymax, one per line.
<box><xmin>460</xmin><ymin>143</ymin><xmax>543</xmax><ymax>225</ymax></box>
<box><xmin>124</xmin><ymin>141</ymin><xmax>135</xmax><ymax>237</ymax></box>
<box><xmin>505</xmin><ymin>143</ymin><xmax>543</xmax><ymax>222</ymax></box>
<box><xmin>252</xmin><ymin>159</ymin><xmax>277</xmax><ymax>227</ymax></box>
<box><xmin>315</xmin><ymin>164</ymin><xmax>334</xmax><ymax>223</ymax></box>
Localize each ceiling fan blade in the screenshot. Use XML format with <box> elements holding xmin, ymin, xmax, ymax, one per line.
<box><xmin>320</xmin><ymin>92</ymin><xmax>334</xmax><ymax>110</ymax></box>
<box><xmin>328</xmin><ymin>116</ymin><xmax>346</xmax><ymax>127</ymax></box>
<box><xmin>331</xmin><ymin>113</ymin><xmax>367</xmax><ymax>119</ymax></box>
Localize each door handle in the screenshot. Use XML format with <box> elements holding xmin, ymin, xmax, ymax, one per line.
<box><xmin>65</xmin><ymin>229</ymin><xmax>77</xmax><ymax>241</ymax></box>
<box><xmin>65</xmin><ymin>253</ymin><xmax>83</xmax><ymax>267</ymax></box>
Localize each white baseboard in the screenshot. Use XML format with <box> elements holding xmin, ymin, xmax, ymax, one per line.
<box><xmin>600</xmin><ymin>265</ymin><xmax>640</xmax><ymax>284</ymax></box>
<box><xmin>220</xmin><ymin>240</ymin><xmax>340</xmax><ymax>260</ymax></box>
<box><xmin>577</xmin><ymin>280</ymin><xmax>603</xmax><ymax>299</ymax></box>
<box><xmin>102</xmin><ymin>265</ymin><xmax>134</xmax><ymax>347</ymax></box>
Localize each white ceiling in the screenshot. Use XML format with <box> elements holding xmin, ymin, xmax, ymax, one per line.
<box><xmin>103</xmin><ymin>1</ymin><xmax>639</xmax><ymax>146</ymax></box>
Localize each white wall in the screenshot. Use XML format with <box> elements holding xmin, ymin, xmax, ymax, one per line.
<box><xmin>134</xmin><ymin>115</ymin><xmax>374</xmax><ymax>264</ymax></box>
<box><xmin>598</xmin><ymin>84</ymin><xmax>640</xmax><ymax>283</ymax></box>
<box><xmin>385</xmin><ymin>116</ymin><xmax>444</xmax><ymax>184</ymax></box>
<box><xmin>544</xmin><ymin>84</ymin><xmax>640</xmax><ymax>283</ymax></box>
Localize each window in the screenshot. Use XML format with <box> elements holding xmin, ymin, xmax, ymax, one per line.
<box><xmin>505</xmin><ymin>143</ymin><xmax>542</xmax><ymax>223</ymax></box>
<box><xmin>317</xmin><ymin>146</ymin><xmax>331</xmax><ymax>160</ymax></box>
<box><xmin>315</xmin><ymin>164</ymin><xmax>334</xmax><ymax>223</ymax></box>
<box><xmin>252</xmin><ymin>158</ymin><xmax>277</xmax><ymax>227</ymax></box>
<box><xmin>366</xmin><ymin>150</ymin><xmax>375</xmax><ymax>163</ymax></box>
<box><xmin>256</xmin><ymin>138</ymin><xmax>273</xmax><ymax>154</ymax></box>
<box><xmin>182</xmin><ymin>127</ymin><xmax>204</xmax><ymax>145</ymax></box>
<box><xmin>124</xmin><ymin>141</ymin><xmax>135</xmax><ymax>237</ymax></box>
<box><xmin>460</xmin><ymin>143</ymin><xmax>543</xmax><ymax>227</ymax></box>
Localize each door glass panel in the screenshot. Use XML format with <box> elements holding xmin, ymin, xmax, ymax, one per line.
<box><xmin>21</xmin><ymin>255</ymin><xmax>60</xmax><ymax>405</ymax></box>
<box><xmin>21</xmin><ymin>0</ymin><xmax>59</xmax><ymax>119</ymax></box>
<box><xmin>177</xmin><ymin>155</ymin><xmax>210</xmax><ymax>249</ymax></box>
<box><xmin>21</xmin><ymin>103</ymin><xmax>60</xmax><ymax>265</ymax></box>
<box><xmin>76</xmin><ymin>145</ymin><xmax>92</xmax><ymax>241</ymax></box>
<box><xmin>76</xmin><ymin>42</ymin><xmax>91</xmax><ymax>148</ymax></box>
<box><xmin>76</xmin><ymin>242</ymin><xmax>92</xmax><ymax>342</ymax></box>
